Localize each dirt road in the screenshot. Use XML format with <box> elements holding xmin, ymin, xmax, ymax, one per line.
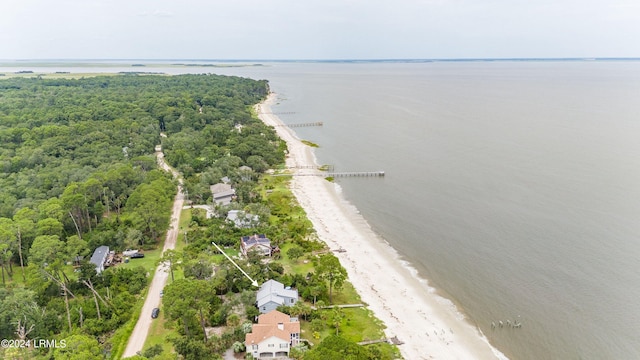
<box><xmin>122</xmin><ymin>145</ymin><xmax>184</xmax><ymax>358</ymax></box>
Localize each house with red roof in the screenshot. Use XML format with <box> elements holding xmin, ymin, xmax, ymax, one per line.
<box><xmin>245</xmin><ymin>310</ymin><xmax>300</xmax><ymax>359</ymax></box>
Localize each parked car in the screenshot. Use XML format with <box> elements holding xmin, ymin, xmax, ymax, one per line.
<box><xmin>151</xmin><ymin>308</ymin><xmax>160</xmax><ymax>319</ymax></box>
<box><xmin>160</xmin><ymin>290</ymin><xmax>164</xmax><ymax>297</ymax></box>
<box><xmin>130</xmin><ymin>253</ymin><xmax>145</xmax><ymax>259</ymax></box>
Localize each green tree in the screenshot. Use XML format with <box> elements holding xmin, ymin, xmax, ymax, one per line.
<box><xmin>329</xmin><ymin>307</ymin><xmax>345</xmax><ymax>335</ymax></box>
<box><xmin>169</xmin><ymin>335</ymin><xmax>217</xmax><ymax>360</ymax></box>
<box><xmin>286</xmin><ymin>246</ymin><xmax>304</xmax><ymax>262</ymax></box>
<box><xmin>29</xmin><ymin>235</ymin><xmax>65</xmax><ymax>268</ymax></box>
<box><xmin>124</xmin><ymin>228</ymin><xmax>144</xmax><ymax>249</ymax></box>
<box><xmin>13</xmin><ymin>207</ymin><xmax>37</xmax><ymax>282</ymax></box>
<box><xmin>53</xmin><ymin>334</ymin><xmax>103</xmax><ymax>360</ymax></box>
<box><xmin>61</xmin><ymin>182</ymin><xmax>89</xmax><ymax>237</ymax></box>
<box><xmin>291</xmin><ymin>301</ymin><xmax>312</xmax><ymax>321</ymax></box>
<box><xmin>36</xmin><ymin>217</ymin><xmax>65</xmax><ymax>237</ymax></box>
<box><xmin>29</xmin><ymin>235</ymin><xmax>74</xmax><ymax>331</ymax></box>
<box><xmin>0</xmin><ymin>287</ymin><xmax>48</xmax><ymax>340</ymax></box>
<box><xmin>142</xmin><ymin>344</ymin><xmax>164</xmax><ymax>359</ymax></box>
<box><xmin>163</xmin><ymin>278</ymin><xmax>221</xmax><ymax>341</ymax></box>
<box><xmin>304</xmin><ymin>335</ymin><xmax>377</xmax><ymax>360</ymax></box>
<box><xmin>127</xmin><ymin>181</ymin><xmax>172</xmax><ymax>243</ymax></box>
<box><xmin>160</xmin><ymin>249</ymin><xmax>181</xmax><ymax>282</ymax></box>
<box><xmin>38</xmin><ymin>198</ymin><xmax>65</xmax><ymax>222</ymax></box>
<box><xmin>0</xmin><ymin>218</ymin><xmax>16</xmax><ymax>284</ymax></box>
<box><xmin>315</xmin><ymin>254</ymin><xmax>347</xmax><ymax>304</ymax></box>
<box><xmin>183</xmin><ymin>256</ymin><xmax>214</xmax><ymax>280</ymax></box>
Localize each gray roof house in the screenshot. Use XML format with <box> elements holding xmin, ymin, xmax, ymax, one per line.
<box><xmin>90</xmin><ymin>246</ymin><xmax>109</xmax><ymax>274</ymax></box>
<box><xmin>227</xmin><ymin>210</ymin><xmax>260</xmax><ymax>228</ymax></box>
<box><xmin>241</xmin><ymin>234</ymin><xmax>271</xmax><ymax>256</ymax></box>
<box><xmin>210</xmin><ymin>183</ymin><xmax>235</xmax><ymax>205</ymax></box>
<box><xmin>256</xmin><ymin>280</ymin><xmax>298</xmax><ymax>314</ymax></box>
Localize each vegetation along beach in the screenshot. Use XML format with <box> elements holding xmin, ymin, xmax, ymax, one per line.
<box><xmin>0</xmin><ymin>71</ymin><xmax>422</xmax><ymax>359</ymax></box>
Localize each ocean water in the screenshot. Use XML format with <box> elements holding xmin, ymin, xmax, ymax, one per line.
<box><xmin>211</xmin><ymin>61</ymin><xmax>640</xmax><ymax>360</ymax></box>
<box><xmin>4</xmin><ymin>60</ymin><xmax>640</xmax><ymax>359</ymax></box>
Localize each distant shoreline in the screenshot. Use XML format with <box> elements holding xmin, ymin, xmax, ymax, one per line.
<box><xmin>1</xmin><ymin>57</ymin><xmax>639</xmax><ymax>66</ymax></box>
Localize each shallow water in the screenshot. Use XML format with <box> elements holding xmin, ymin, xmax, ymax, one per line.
<box><xmin>215</xmin><ymin>61</ymin><xmax>640</xmax><ymax>360</ymax></box>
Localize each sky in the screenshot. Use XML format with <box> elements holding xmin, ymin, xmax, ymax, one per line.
<box><xmin>1</xmin><ymin>0</ymin><xmax>640</xmax><ymax>60</ymax></box>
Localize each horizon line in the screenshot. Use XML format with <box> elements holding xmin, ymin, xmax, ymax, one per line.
<box><xmin>2</xmin><ymin>57</ymin><xmax>640</xmax><ymax>63</ymax></box>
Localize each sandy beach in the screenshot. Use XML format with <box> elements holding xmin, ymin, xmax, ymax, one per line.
<box><xmin>257</xmin><ymin>93</ymin><xmax>506</xmax><ymax>360</ymax></box>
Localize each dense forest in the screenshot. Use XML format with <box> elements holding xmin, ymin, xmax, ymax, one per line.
<box><xmin>0</xmin><ymin>74</ymin><xmax>284</xmax><ymax>359</ymax></box>
<box><xmin>0</xmin><ymin>74</ymin><xmax>396</xmax><ymax>360</ymax></box>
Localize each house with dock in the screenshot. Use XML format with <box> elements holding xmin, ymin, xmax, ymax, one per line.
<box><xmin>245</xmin><ymin>310</ymin><xmax>300</xmax><ymax>359</ymax></box>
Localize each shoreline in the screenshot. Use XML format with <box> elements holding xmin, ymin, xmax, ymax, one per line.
<box><xmin>257</xmin><ymin>93</ymin><xmax>506</xmax><ymax>360</ymax></box>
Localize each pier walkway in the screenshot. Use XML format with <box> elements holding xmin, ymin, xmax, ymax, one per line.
<box><xmin>358</xmin><ymin>336</ymin><xmax>404</xmax><ymax>346</ymax></box>
<box><xmin>275</xmin><ymin>121</ymin><xmax>323</xmax><ymax>128</ymax></box>
<box><xmin>260</xmin><ymin>111</ymin><xmax>297</xmax><ymax>115</ymax></box>
<box><xmin>328</xmin><ymin>171</ymin><xmax>384</xmax><ymax>177</ymax></box>
<box><xmin>273</xmin><ymin>171</ymin><xmax>384</xmax><ymax>178</ymax></box>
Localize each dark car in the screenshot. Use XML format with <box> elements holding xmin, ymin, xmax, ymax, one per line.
<box><xmin>151</xmin><ymin>308</ymin><xmax>160</xmax><ymax>319</ymax></box>
<box><xmin>130</xmin><ymin>253</ymin><xmax>145</xmax><ymax>259</ymax></box>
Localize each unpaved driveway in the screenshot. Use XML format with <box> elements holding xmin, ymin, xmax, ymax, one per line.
<box><xmin>122</xmin><ymin>146</ymin><xmax>184</xmax><ymax>358</ymax></box>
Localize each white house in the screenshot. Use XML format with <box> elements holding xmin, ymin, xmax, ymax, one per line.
<box><xmin>256</xmin><ymin>279</ymin><xmax>298</xmax><ymax>314</ymax></box>
<box><xmin>245</xmin><ymin>310</ymin><xmax>300</xmax><ymax>359</ymax></box>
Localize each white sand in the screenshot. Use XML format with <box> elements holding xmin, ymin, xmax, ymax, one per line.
<box><xmin>257</xmin><ymin>93</ymin><xmax>506</xmax><ymax>360</ymax></box>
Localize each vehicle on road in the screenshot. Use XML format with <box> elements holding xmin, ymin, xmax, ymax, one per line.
<box><xmin>151</xmin><ymin>308</ymin><xmax>159</xmax><ymax>319</ymax></box>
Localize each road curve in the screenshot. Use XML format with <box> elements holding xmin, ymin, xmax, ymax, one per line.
<box><xmin>122</xmin><ymin>145</ymin><xmax>184</xmax><ymax>358</ymax></box>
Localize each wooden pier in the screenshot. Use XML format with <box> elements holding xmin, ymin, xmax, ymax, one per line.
<box><xmin>275</xmin><ymin>121</ymin><xmax>323</xmax><ymax>128</ymax></box>
<box><xmin>320</xmin><ymin>304</ymin><xmax>365</xmax><ymax>309</ymax></box>
<box><xmin>260</xmin><ymin>111</ymin><xmax>297</xmax><ymax>115</ymax></box>
<box><xmin>286</xmin><ymin>165</ymin><xmax>335</xmax><ymax>171</ymax></box>
<box><xmin>328</xmin><ymin>171</ymin><xmax>385</xmax><ymax>177</ymax></box>
<box><xmin>273</xmin><ymin>171</ymin><xmax>384</xmax><ymax>178</ymax></box>
<box><xmin>358</xmin><ymin>336</ymin><xmax>404</xmax><ymax>346</ymax></box>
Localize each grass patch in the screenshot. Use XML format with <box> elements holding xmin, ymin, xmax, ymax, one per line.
<box><xmin>278</xmin><ymin>242</ymin><xmax>318</xmax><ymax>275</ymax></box>
<box><xmin>142</xmin><ymin>307</ymin><xmax>179</xmax><ymax>357</ymax></box>
<box><xmin>211</xmin><ymin>247</ymin><xmax>242</xmax><ymax>264</ymax></box>
<box><xmin>301</xmin><ymin>140</ymin><xmax>319</xmax><ymax>147</ymax></box>
<box><xmin>120</xmin><ymin>247</ymin><xmax>163</xmax><ymax>274</ymax></box>
<box><xmin>176</xmin><ymin>208</ymin><xmax>192</xmax><ymax>251</ymax></box>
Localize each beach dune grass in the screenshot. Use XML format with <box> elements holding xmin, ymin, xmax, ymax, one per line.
<box><xmin>301</xmin><ymin>140</ymin><xmax>319</xmax><ymax>148</ymax></box>
<box><xmin>300</xmin><ymin>304</ymin><xmax>399</xmax><ymax>358</ymax></box>
<box><xmin>254</xmin><ymin>172</ymin><xmax>397</xmax><ymax>354</ymax></box>
<box><xmin>278</xmin><ymin>242</ymin><xmax>316</xmax><ymax>274</ymax></box>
